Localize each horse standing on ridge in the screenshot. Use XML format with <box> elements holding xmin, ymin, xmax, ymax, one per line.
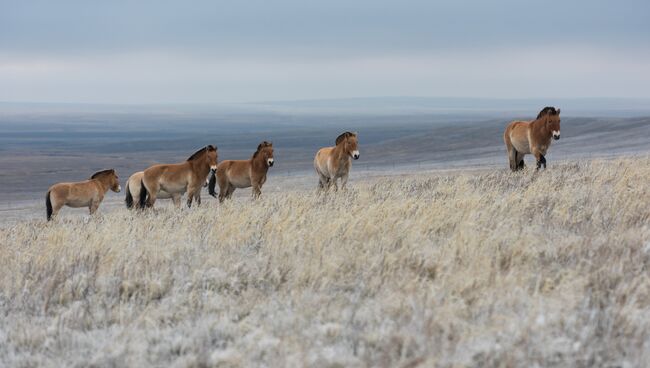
<box><xmin>504</xmin><ymin>107</ymin><xmax>561</xmax><ymax>171</ymax></box>
<box><xmin>314</xmin><ymin>131</ymin><xmax>359</xmax><ymax>191</ymax></box>
<box><xmin>139</xmin><ymin>145</ymin><xmax>218</xmax><ymax>208</ymax></box>
<box><xmin>208</xmin><ymin>141</ymin><xmax>274</xmax><ymax>201</ymax></box>
<box><xmin>45</xmin><ymin>169</ymin><xmax>121</xmax><ymax>221</ymax></box>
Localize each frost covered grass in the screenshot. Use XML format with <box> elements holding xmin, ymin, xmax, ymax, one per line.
<box><xmin>1</xmin><ymin>158</ymin><xmax>649</xmax><ymax>367</ymax></box>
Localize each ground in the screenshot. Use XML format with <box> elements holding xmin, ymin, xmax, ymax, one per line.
<box><xmin>1</xmin><ymin>158</ymin><xmax>649</xmax><ymax>367</ymax></box>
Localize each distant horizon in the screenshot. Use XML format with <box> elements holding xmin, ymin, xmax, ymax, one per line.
<box><xmin>2</xmin><ymin>95</ymin><xmax>650</xmax><ymax>107</ymax></box>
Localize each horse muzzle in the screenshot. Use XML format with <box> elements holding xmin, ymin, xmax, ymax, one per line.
<box><xmin>352</xmin><ymin>150</ymin><xmax>360</xmax><ymax>160</ymax></box>
<box><xmin>553</xmin><ymin>134</ymin><xmax>560</xmax><ymax>140</ymax></box>
<box><xmin>267</xmin><ymin>159</ymin><xmax>274</xmax><ymax>167</ymax></box>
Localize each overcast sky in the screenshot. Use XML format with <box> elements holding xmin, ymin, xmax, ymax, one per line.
<box><xmin>1</xmin><ymin>0</ymin><xmax>649</xmax><ymax>104</ymax></box>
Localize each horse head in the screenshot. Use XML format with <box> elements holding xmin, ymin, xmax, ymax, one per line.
<box><xmin>335</xmin><ymin>132</ymin><xmax>359</xmax><ymax>160</ymax></box>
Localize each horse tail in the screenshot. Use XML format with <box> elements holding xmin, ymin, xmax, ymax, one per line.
<box><xmin>139</xmin><ymin>179</ymin><xmax>148</xmax><ymax>208</ymax></box>
<box><xmin>125</xmin><ymin>182</ymin><xmax>134</xmax><ymax>209</ymax></box>
<box><xmin>208</xmin><ymin>170</ymin><xmax>218</xmax><ymax>198</ymax></box>
<box><xmin>46</xmin><ymin>191</ymin><xmax>53</xmax><ymax>221</ymax></box>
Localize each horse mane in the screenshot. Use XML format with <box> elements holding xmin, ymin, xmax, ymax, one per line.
<box><xmin>536</xmin><ymin>107</ymin><xmax>559</xmax><ymax>119</ymax></box>
<box><xmin>90</xmin><ymin>169</ymin><xmax>114</xmax><ymax>179</ymax></box>
<box><xmin>187</xmin><ymin>145</ymin><xmax>216</xmax><ymax>161</ymax></box>
<box><xmin>335</xmin><ymin>132</ymin><xmax>356</xmax><ymax>146</ymax></box>
<box><xmin>252</xmin><ymin>141</ymin><xmax>272</xmax><ymax>159</ymax></box>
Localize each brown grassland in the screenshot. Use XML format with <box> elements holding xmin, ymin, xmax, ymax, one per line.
<box><xmin>1</xmin><ymin>157</ymin><xmax>649</xmax><ymax>367</ymax></box>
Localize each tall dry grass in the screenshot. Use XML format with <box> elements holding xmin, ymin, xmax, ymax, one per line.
<box><xmin>1</xmin><ymin>158</ymin><xmax>649</xmax><ymax>367</ymax></box>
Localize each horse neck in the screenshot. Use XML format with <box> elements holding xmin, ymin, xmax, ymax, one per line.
<box><xmin>251</xmin><ymin>154</ymin><xmax>269</xmax><ymax>174</ymax></box>
<box><xmin>92</xmin><ymin>177</ymin><xmax>111</xmax><ymax>193</ymax></box>
<box><xmin>531</xmin><ymin>116</ymin><xmax>552</xmax><ymax>138</ymax></box>
<box><xmin>332</xmin><ymin>143</ymin><xmax>349</xmax><ymax>162</ymax></box>
<box><xmin>188</xmin><ymin>156</ymin><xmax>209</xmax><ymax>175</ymax></box>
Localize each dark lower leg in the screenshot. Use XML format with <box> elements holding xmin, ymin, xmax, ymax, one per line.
<box><xmin>536</xmin><ymin>154</ymin><xmax>546</xmax><ymax>170</ymax></box>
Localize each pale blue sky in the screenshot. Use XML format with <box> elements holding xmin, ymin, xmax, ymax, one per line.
<box><xmin>1</xmin><ymin>0</ymin><xmax>649</xmax><ymax>103</ymax></box>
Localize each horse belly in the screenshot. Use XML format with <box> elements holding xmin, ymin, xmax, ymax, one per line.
<box><xmin>157</xmin><ymin>190</ymin><xmax>174</xmax><ymax>199</ymax></box>
<box><xmin>65</xmin><ymin>184</ymin><xmax>94</xmax><ymax>207</ymax></box>
<box><xmin>66</xmin><ymin>197</ymin><xmax>91</xmax><ymax>208</ymax></box>
<box><xmin>230</xmin><ymin>175</ymin><xmax>252</xmax><ymax>189</ymax></box>
<box><xmin>159</xmin><ymin>178</ymin><xmax>187</xmax><ymax>194</ymax></box>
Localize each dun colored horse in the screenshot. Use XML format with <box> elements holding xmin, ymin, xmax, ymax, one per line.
<box><xmin>208</xmin><ymin>141</ymin><xmax>274</xmax><ymax>201</ymax></box>
<box><xmin>46</xmin><ymin>169</ymin><xmax>121</xmax><ymax>221</ymax></box>
<box><xmin>314</xmin><ymin>132</ymin><xmax>359</xmax><ymax>191</ymax></box>
<box><xmin>139</xmin><ymin>145</ymin><xmax>218</xmax><ymax>208</ymax></box>
<box><xmin>504</xmin><ymin>107</ymin><xmax>561</xmax><ymax>171</ymax></box>
<box><xmin>125</xmin><ymin>171</ymin><xmax>173</xmax><ymax>208</ymax></box>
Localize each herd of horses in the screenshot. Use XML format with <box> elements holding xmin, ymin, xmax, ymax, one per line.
<box><xmin>45</xmin><ymin>107</ymin><xmax>561</xmax><ymax>220</ymax></box>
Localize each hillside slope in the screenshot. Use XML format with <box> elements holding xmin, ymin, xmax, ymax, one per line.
<box><xmin>1</xmin><ymin>158</ymin><xmax>649</xmax><ymax>367</ymax></box>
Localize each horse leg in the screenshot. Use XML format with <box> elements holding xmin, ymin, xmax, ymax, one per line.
<box><xmin>226</xmin><ymin>185</ymin><xmax>235</xmax><ymax>199</ymax></box>
<box><xmin>340</xmin><ymin>173</ymin><xmax>349</xmax><ymax>190</ymax></box>
<box><xmin>252</xmin><ymin>184</ymin><xmax>262</xmax><ymax>199</ymax></box>
<box><xmin>515</xmin><ymin>151</ymin><xmax>525</xmax><ymax>171</ymax></box>
<box><xmin>533</xmin><ymin>149</ymin><xmax>546</xmax><ymax>170</ymax></box>
<box><xmin>89</xmin><ymin>200</ymin><xmax>100</xmax><ymax>215</ymax></box>
<box><xmin>317</xmin><ymin>174</ymin><xmax>328</xmax><ymax>191</ymax></box>
<box><xmin>50</xmin><ymin>197</ymin><xmax>63</xmax><ymax>220</ymax></box>
<box><xmin>505</xmin><ymin>132</ymin><xmax>517</xmax><ymax>171</ymax></box>
<box><xmin>218</xmin><ymin>183</ymin><xmax>231</xmax><ymax>203</ymax></box>
<box><xmin>186</xmin><ymin>192</ymin><xmax>194</xmax><ymax>208</ymax></box>
<box><xmin>194</xmin><ymin>190</ymin><xmax>202</xmax><ymax>206</ymax></box>
<box><xmin>217</xmin><ymin>173</ymin><xmax>229</xmax><ymax>203</ymax></box>
<box><xmin>143</xmin><ymin>179</ymin><xmax>159</xmax><ymax>208</ymax></box>
<box><xmin>507</xmin><ymin>146</ymin><xmax>518</xmax><ymax>172</ymax></box>
<box><xmin>51</xmin><ymin>204</ymin><xmax>62</xmax><ymax>219</ymax></box>
<box><xmin>172</xmin><ymin>193</ymin><xmax>182</xmax><ymax>208</ymax></box>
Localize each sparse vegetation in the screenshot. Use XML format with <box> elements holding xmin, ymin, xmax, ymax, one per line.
<box><xmin>1</xmin><ymin>158</ymin><xmax>649</xmax><ymax>367</ymax></box>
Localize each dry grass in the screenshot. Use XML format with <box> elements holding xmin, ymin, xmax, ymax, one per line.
<box><xmin>1</xmin><ymin>158</ymin><xmax>649</xmax><ymax>367</ymax></box>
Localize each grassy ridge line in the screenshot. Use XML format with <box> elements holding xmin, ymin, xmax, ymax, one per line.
<box><xmin>0</xmin><ymin>158</ymin><xmax>649</xmax><ymax>367</ymax></box>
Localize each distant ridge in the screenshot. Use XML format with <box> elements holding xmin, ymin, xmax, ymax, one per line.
<box><xmin>249</xmin><ymin>97</ymin><xmax>650</xmax><ymax>116</ymax></box>
<box><xmin>2</xmin><ymin>97</ymin><xmax>650</xmax><ymax>117</ymax></box>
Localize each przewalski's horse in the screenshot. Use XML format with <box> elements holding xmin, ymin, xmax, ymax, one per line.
<box><xmin>125</xmin><ymin>171</ymin><xmax>173</xmax><ymax>209</ymax></box>
<box><xmin>314</xmin><ymin>131</ymin><xmax>359</xmax><ymax>191</ymax></box>
<box><xmin>504</xmin><ymin>107</ymin><xmax>561</xmax><ymax>171</ymax></box>
<box><xmin>139</xmin><ymin>145</ymin><xmax>218</xmax><ymax>208</ymax></box>
<box><xmin>46</xmin><ymin>169</ymin><xmax>121</xmax><ymax>221</ymax></box>
<box><xmin>208</xmin><ymin>141</ymin><xmax>274</xmax><ymax>202</ymax></box>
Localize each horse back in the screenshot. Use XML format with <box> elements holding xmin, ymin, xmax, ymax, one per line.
<box><xmin>49</xmin><ymin>180</ymin><xmax>99</xmax><ymax>207</ymax></box>
<box><xmin>505</xmin><ymin>120</ymin><xmax>531</xmax><ymax>139</ymax></box>
<box><xmin>144</xmin><ymin>162</ymin><xmax>190</xmax><ymax>183</ymax></box>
